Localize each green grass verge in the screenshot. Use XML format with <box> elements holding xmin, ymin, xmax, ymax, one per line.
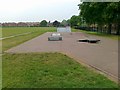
<box><xmin>0</xmin><ymin>40</ymin><xmax>1</xmax><ymax>89</ymax></box>
<box><xmin>2</xmin><ymin>53</ymin><xmax>118</xmax><ymax>88</ymax></box>
<box><xmin>2</xmin><ymin>27</ymin><xmax>55</xmax><ymax>37</ymax></box>
<box><xmin>72</xmin><ymin>29</ymin><xmax>119</xmax><ymax>40</ymax></box>
<box><xmin>2</xmin><ymin>27</ymin><xmax>56</xmax><ymax>51</ymax></box>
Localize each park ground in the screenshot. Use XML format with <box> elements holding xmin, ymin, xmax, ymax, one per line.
<box><xmin>1</xmin><ymin>27</ymin><xmax>119</xmax><ymax>88</ymax></box>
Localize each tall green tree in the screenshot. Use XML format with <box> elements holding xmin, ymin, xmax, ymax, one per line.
<box><xmin>104</xmin><ymin>2</ymin><xmax>120</xmax><ymax>34</ymax></box>
<box><xmin>79</xmin><ymin>2</ymin><xmax>120</xmax><ymax>34</ymax></box>
<box><xmin>66</xmin><ymin>19</ymin><xmax>71</xmax><ymax>26</ymax></box>
<box><xmin>70</xmin><ymin>15</ymin><xmax>80</xmax><ymax>27</ymax></box>
<box><xmin>40</xmin><ymin>20</ymin><xmax>47</xmax><ymax>27</ymax></box>
<box><xmin>61</xmin><ymin>20</ymin><xmax>68</xmax><ymax>26</ymax></box>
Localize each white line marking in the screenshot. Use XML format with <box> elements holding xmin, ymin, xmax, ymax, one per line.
<box><xmin>0</xmin><ymin>31</ymin><xmax>35</xmax><ymax>40</ymax></box>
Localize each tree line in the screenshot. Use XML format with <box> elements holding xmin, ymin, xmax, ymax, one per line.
<box><xmin>1</xmin><ymin>20</ymin><xmax>70</xmax><ymax>27</ymax></box>
<box><xmin>40</xmin><ymin>20</ymin><xmax>70</xmax><ymax>27</ymax></box>
<box><xmin>69</xmin><ymin>2</ymin><xmax>120</xmax><ymax>35</ymax></box>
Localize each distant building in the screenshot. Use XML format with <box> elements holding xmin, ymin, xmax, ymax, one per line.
<box><xmin>1</xmin><ymin>22</ymin><xmax>40</xmax><ymax>27</ymax></box>
<box><xmin>25</xmin><ymin>22</ymin><xmax>40</xmax><ymax>27</ymax></box>
<box><xmin>2</xmin><ymin>22</ymin><xmax>17</xmax><ymax>27</ymax></box>
<box><xmin>32</xmin><ymin>22</ymin><xmax>40</xmax><ymax>27</ymax></box>
<box><xmin>17</xmin><ymin>22</ymin><xmax>28</xmax><ymax>27</ymax></box>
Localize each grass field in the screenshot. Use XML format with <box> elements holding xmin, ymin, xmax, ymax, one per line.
<box><xmin>2</xmin><ymin>27</ymin><xmax>56</xmax><ymax>37</ymax></box>
<box><xmin>2</xmin><ymin>27</ymin><xmax>56</xmax><ymax>51</ymax></box>
<box><xmin>3</xmin><ymin>53</ymin><xmax>118</xmax><ymax>88</ymax></box>
<box><xmin>72</xmin><ymin>29</ymin><xmax>119</xmax><ymax>40</ymax></box>
<box><xmin>0</xmin><ymin>34</ymin><xmax>1</xmax><ymax>90</ymax></box>
<box><xmin>0</xmin><ymin>27</ymin><xmax>2</xmax><ymax>89</ymax></box>
<box><xmin>1</xmin><ymin>27</ymin><xmax>119</xmax><ymax>88</ymax></box>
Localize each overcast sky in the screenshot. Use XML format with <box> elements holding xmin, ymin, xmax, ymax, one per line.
<box><xmin>0</xmin><ymin>0</ymin><xmax>80</xmax><ymax>23</ymax></box>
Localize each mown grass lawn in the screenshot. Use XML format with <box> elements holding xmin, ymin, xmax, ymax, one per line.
<box><xmin>2</xmin><ymin>27</ymin><xmax>56</xmax><ymax>37</ymax></box>
<box><xmin>2</xmin><ymin>53</ymin><xmax>118</xmax><ymax>88</ymax></box>
<box><xmin>72</xmin><ymin>29</ymin><xmax>119</xmax><ymax>40</ymax></box>
<box><xmin>0</xmin><ymin>55</ymin><xmax>2</xmax><ymax>89</ymax></box>
<box><xmin>2</xmin><ymin>27</ymin><xmax>56</xmax><ymax>51</ymax></box>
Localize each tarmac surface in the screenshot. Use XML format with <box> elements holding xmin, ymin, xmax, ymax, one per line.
<box><xmin>6</xmin><ymin>32</ymin><xmax>119</xmax><ymax>81</ymax></box>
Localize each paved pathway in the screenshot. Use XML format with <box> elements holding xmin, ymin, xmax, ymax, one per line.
<box><xmin>6</xmin><ymin>32</ymin><xmax>119</xmax><ymax>81</ymax></box>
